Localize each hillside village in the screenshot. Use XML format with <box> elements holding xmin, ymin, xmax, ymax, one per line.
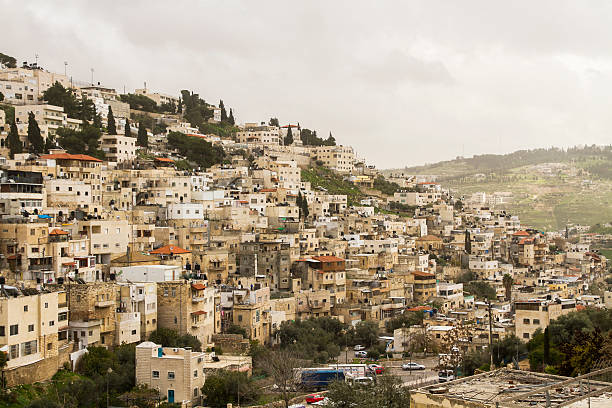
<box><xmin>1</xmin><ymin>55</ymin><xmax>612</xmax><ymax>407</ymax></box>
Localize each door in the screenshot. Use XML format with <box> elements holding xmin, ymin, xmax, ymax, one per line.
<box><xmin>167</xmin><ymin>389</ymin><xmax>174</xmax><ymax>403</ymax></box>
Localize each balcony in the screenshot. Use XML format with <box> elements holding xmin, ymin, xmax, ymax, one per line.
<box><xmin>95</xmin><ymin>300</ymin><xmax>115</xmax><ymax>308</ymax></box>
<box><xmin>192</xmin><ymin>296</ymin><xmax>207</xmax><ymax>303</ymax></box>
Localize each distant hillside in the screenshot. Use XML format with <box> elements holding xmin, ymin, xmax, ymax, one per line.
<box><xmin>393</xmin><ymin>146</ymin><xmax>612</xmax><ymax>181</ymax></box>
<box><xmin>386</xmin><ymin>145</ymin><xmax>612</xmax><ymax>231</ymax></box>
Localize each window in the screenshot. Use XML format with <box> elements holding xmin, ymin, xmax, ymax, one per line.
<box><xmin>49</xmin><ymin>321</ymin><xmax>54</xmax><ymax>326</ymax></box>
<box><xmin>533</xmin><ymin>319</ymin><xmax>540</xmax><ymax>325</ymax></box>
<box><xmin>21</xmin><ymin>339</ymin><xmax>37</xmax><ymax>356</ymax></box>
<box><xmin>167</xmin><ymin>371</ymin><xmax>175</xmax><ymax>380</ymax></box>
<box><xmin>0</xmin><ymin>326</ymin><xmax>4</xmax><ymax>336</ymax></box>
<box><xmin>58</xmin><ymin>312</ymin><xmax>68</xmax><ymax>321</ymax></box>
<box><xmin>194</xmin><ymin>388</ymin><xmax>199</xmax><ymax>397</ymax></box>
<box><xmin>152</xmin><ymin>371</ymin><xmax>160</xmax><ymax>379</ymax></box>
<box><xmin>523</xmin><ymin>333</ymin><xmax>530</xmax><ymax>339</ymax></box>
<box><xmin>194</xmin><ymin>370</ymin><xmax>198</xmax><ymax>378</ymax></box>
<box><xmin>9</xmin><ymin>344</ymin><xmax>18</xmax><ymax>359</ymax></box>
<box><xmin>28</xmin><ymin>324</ymin><xmax>34</xmax><ymax>332</ymax></box>
<box><xmin>10</xmin><ymin>324</ymin><xmax>18</xmax><ymax>336</ymax></box>
<box><xmin>23</xmin><ymin>305</ymin><xmax>28</xmax><ymax>312</ymax></box>
<box><xmin>131</xmin><ymin>329</ymin><xmax>137</xmax><ymax>335</ymax></box>
<box><xmin>44</xmin><ymin>302</ymin><xmax>48</xmax><ymax>308</ymax></box>
<box><xmin>523</xmin><ymin>319</ymin><xmax>530</xmax><ymax>324</ymax></box>
<box><xmin>238</xmin><ymin>315</ymin><xmax>243</xmax><ymax>322</ymax></box>
<box><xmin>47</xmin><ymin>343</ymin><xmax>52</xmax><ymax>351</ymax></box>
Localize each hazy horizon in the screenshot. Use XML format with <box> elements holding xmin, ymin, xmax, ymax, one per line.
<box><xmin>5</xmin><ymin>1</ymin><xmax>612</xmax><ymax>168</ymax></box>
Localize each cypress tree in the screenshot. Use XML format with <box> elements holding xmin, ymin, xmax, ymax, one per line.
<box><xmin>7</xmin><ymin>121</ymin><xmax>22</xmax><ymax>158</ymax></box>
<box><xmin>219</xmin><ymin>100</ymin><xmax>227</xmax><ymax>122</ymax></box>
<box><xmin>228</xmin><ymin>109</ymin><xmax>235</xmax><ymax>125</ymax></box>
<box><xmin>93</xmin><ymin>113</ymin><xmax>102</xmax><ymax>129</ymax></box>
<box><xmin>27</xmin><ymin>112</ymin><xmax>44</xmax><ymax>154</ymax></box>
<box><xmin>284</xmin><ymin>126</ymin><xmax>293</xmax><ymax>145</ymax></box>
<box><xmin>177</xmin><ymin>97</ymin><xmax>182</xmax><ymax>113</ymax></box>
<box><xmin>137</xmin><ymin>121</ymin><xmax>148</xmax><ymax>148</ymax></box>
<box><xmin>301</xmin><ymin>197</ymin><xmax>309</xmax><ymax>221</ymax></box>
<box><xmin>107</xmin><ymin>106</ymin><xmax>116</xmax><ymax>134</ymax></box>
<box><xmin>125</xmin><ymin>118</ymin><xmax>132</xmax><ymax>137</ymax></box>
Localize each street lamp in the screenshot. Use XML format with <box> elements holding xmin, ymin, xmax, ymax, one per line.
<box><xmin>106</xmin><ymin>367</ymin><xmax>113</xmax><ymax>408</ymax></box>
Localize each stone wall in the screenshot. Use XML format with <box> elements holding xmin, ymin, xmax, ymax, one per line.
<box><xmin>211</xmin><ymin>334</ymin><xmax>250</xmax><ymax>355</ymax></box>
<box><xmin>4</xmin><ymin>343</ymin><xmax>71</xmax><ymax>387</ymax></box>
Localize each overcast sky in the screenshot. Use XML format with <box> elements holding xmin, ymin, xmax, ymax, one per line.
<box><xmin>4</xmin><ymin>0</ymin><xmax>612</xmax><ymax>168</ymax></box>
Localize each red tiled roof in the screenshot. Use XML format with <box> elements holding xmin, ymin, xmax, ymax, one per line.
<box><xmin>312</xmin><ymin>255</ymin><xmax>345</xmax><ymax>263</ymax></box>
<box><xmin>416</xmin><ymin>235</ymin><xmax>442</xmax><ymax>241</ymax></box>
<box><xmin>513</xmin><ymin>231</ymin><xmax>530</xmax><ymax>236</ymax></box>
<box><xmin>150</xmin><ymin>245</ymin><xmax>191</xmax><ymax>255</ymax></box>
<box><xmin>155</xmin><ymin>157</ymin><xmax>174</xmax><ymax>162</ymax></box>
<box><xmin>412</xmin><ymin>271</ymin><xmax>435</xmax><ymax>277</ymax></box>
<box><xmin>49</xmin><ymin>228</ymin><xmax>69</xmax><ymax>235</ymax></box>
<box><xmin>405</xmin><ymin>305</ymin><xmax>432</xmax><ymax>312</ymax></box>
<box><xmin>191</xmin><ymin>310</ymin><xmax>206</xmax><ymax>316</ymax></box>
<box><xmin>41</xmin><ymin>153</ymin><xmax>102</xmax><ymax>162</ymax></box>
<box><xmin>576</xmin><ymin>305</ymin><xmax>586</xmax><ymax>311</ymax></box>
<box><xmin>191</xmin><ymin>283</ymin><xmax>206</xmax><ymax>291</ymax></box>
<box><xmin>519</xmin><ymin>238</ymin><xmax>533</xmax><ymax>245</ymax></box>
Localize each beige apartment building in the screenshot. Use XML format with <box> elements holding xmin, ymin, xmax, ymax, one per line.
<box><xmin>118</xmin><ymin>281</ymin><xmax>158</xmax><ymax>341</ymax></box>
<box><xmin>232</xmin><ymin>286</ymin><xmax>272</xmax><ymax>345</ymax></box>
<box><xmin>0</xmin><ymin>286</ymin><xmax>70</xmax><ymax>386</ymax></box>
<box><xmin>41</xmin><ymin>151</ymin><xmax>103</xmax><ymax>206</ymax></box>
<box><xmin>157</xmin><ymin>281</ymin><xmax>215</xmax><ymax>346</ymax></box>
<box><xmin>134</xmin><ymin>88</ymin><xmax>179</xmax><ymax>106</ymax></box>
<box><xmin>100</xmin><ymin>134</ymin><xmax>137</xmax><ymax>163</ymax></box>
<box><xmin>314</xmin><ymin>145</ymin><xmax>355</xmax><ymax>173</ymax></box>
<box><xmin>14</xmin><ymin>104</ymin><xmax>82</xmax><ymax>143</ymax></box>
<box><xmin>237</xmin><ymin>124</ymin><xmax>280</xmax><ymax>145</ymax></box>
<box><xmin>45</xmin><ymin>178</ymin><xmax>93</xmax><ymax>210</ymax></box>
<box><xmin>68</xmin><ymin>282</ymin><xmax>117</xmax><ymax>349</ymax></box>
<box><xmin>136</xmin><ymin>342</ymin><xmax>207</xmax><ymax>406</ymax></box>
<box><xmin>515</xmin><ymin>298</ymin><xmax>576</xmax><ymax>341</ymax></box>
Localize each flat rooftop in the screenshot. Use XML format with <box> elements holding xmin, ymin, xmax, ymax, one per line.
<box><xmin>413</xmin><ymin>368</ymin><xmax>612</xmax><ymax>408</ymax></box>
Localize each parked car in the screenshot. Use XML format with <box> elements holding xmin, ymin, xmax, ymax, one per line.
<box><xmin>355</xmin><ymin>350</ymin><xmax>368</xmax><ymax>358</ymax></box>
<box><xmin>438</xmin><ymin>370</ymin><xmax>455</xmax><ymax>383</ymax></box>
<box><xmin>348</xmin><ymin>376</ymin><xmax>374</xmax><ymax>385</ymax></box>
<box><xmin>402</xmin><ymin>362</ymin><xmax>426</xmax><ymax>371</ymax></box>
<box><xmin>368</xmin><ymin>364</ymin><xmax>384</xmax><ymax>374</ymax></box>
<box><xmin>305</xmin><ymin>394</ymin><xmax>326</xmax><ymax>403</ymax></box>
<box><xmin>354</xmin><ymin>344</ymin><xmax>366</xmax><ymax>351</ymax></box>
<box><xmin>312</xmin><ymin>397</ymin><xmax>329</xmax><ymax>406</ymax></box>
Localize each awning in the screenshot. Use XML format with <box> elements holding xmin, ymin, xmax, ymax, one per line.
<box><xmin>191</xmin><ymin>310</ymin><xmax>206</xmax><ymax>316</ymax></box>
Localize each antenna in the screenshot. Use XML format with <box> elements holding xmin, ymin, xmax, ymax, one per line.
<box><xmin>64</xmin><ymin>61</ymin><xmax>68</xmax><ymax>76</ymax></box>
<box><xmin>35</xmin><ymin>53</ymin><xmax>39</xmax><ymax>66</ymax></box>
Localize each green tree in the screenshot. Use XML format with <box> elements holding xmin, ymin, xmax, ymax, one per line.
<box><xmin>125</xmin><ymin>118</ymin><xmax>132</xmax><ymax>137</ymax></box>
<box><xmin>0</xmin><ymin>52</ymin><xmax>17</xmax><ymax>68</ymax></box>
<box><xmin>107</xmin><ymin>106</ymin><xmax>117</xmax><ymax>134</ymax></box>
<box><xmin>137</xmin><ymin>121</ymin><xmax>148</xmax><ymax>147</ymax></box>
<box><xmin>463</xmin><ymin>281</ymin><xmax>496</xmax><ymax>300</ymax></box>
<box><xmin>7</xmin><ymin>121</ymin><xmax>22</xmax><ymax>158</ymax></box>
<box><xmin>226</xmin><ymin>324</ymin><xmax>248</xmax><ymax>338</ymax></box>
<box><xmin>284</xmin><ymin>126</ymin><xmax>293</xmax><ymax>145</ymax></box>
<box><xmin>56</xmin><ymin>124</ymin><xmax>104</xmax><ymax>158</ymax></box>
<box><xmin>27</xmin><ymin>112</ymin><xmax>44</xmax><ymax>153</ymax></box>
<box><xmin>93</xmin><ymin>113</ymin><xmax>102</xmax><ymax>129</ymax></box>
<box><xmin>385</xmin><ymin>311</ymin><xmax>424</xmax><ymax>333</ymax></box>
<box><xmin>502</xmin><ymin>274</ymin><xmax>513</xmax><ymax>301</ymax></box>
<box><xmin>219</xmin><ymin>99</ymin><xmax>227</xmax><ymax>122</ymax></box>
<box><xmin>148</xmin><ymin>328</ymin><xmax>202</xmax><ymax>351</ymax></box>
<box><xmin>228</xmin><ymin>108</ymin><xmax>235</xmax><ymax>125</ymax></box>
<box><xmin>354</xmin><ymin>321</ymin><xmax>379</xmax><ymax>348</ymax></box>
<box><xmin>201</xmin><ymin>370</ymin><xmax>258</xmax><ymax>408</ymax></box>
<box><xmin>167</xmin><ymin>131</ymin><xmax>225</xmax><ymax>170</ymax></box>
<box><xmin>325</xmin><ymin>131</ymin><xmax>336</xmax><ymax>146</ymax></box>
<box><xmin>43</xmin><ymin>82</ymin><xmax>79</xmax><ymax>118</ymax></box>
<box><xmin>327</xmin><ymin>375</ymin><xmax>410</xmax><ymax>408</ymax></box>
<box><xmin>79</xmin><ymin>96</ymin><xmax>96</xmax><ymax>122</ymax></box>
<box><xmin>0</xmin><ymin>91</ymin><xmax>4</xmax><ymax>102</ymax></box>
<box><xmin>269</xmin><ymin>117</ymin><xmax>280</xmax><ymax>127</ymax></box>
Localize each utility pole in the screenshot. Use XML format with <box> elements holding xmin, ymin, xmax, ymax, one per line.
<box><xmin>488</xmin><ymin>300</ymin><xmax>494</xmax><ymax>370</ymax></box>
<box><xmin>64</xmin><ymin>61</ymin><xmax>68</xmax><ymax>76</ymax></box>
